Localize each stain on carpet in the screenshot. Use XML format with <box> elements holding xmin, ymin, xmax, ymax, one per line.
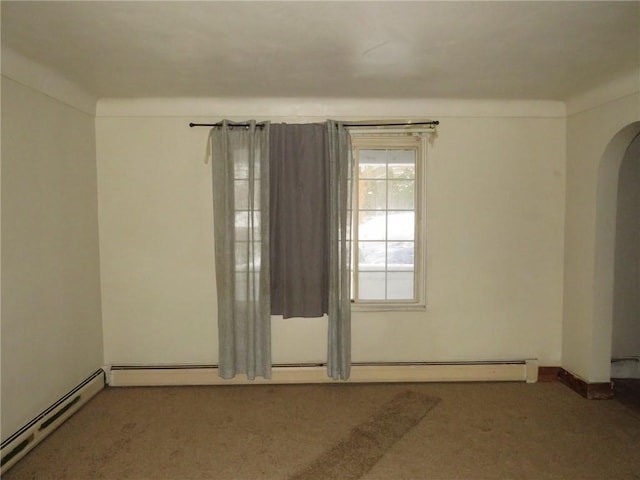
<box><xmin>288</xmin><ymin>390</ymin><xmax>440</xmax><ymax>480</ymax></box>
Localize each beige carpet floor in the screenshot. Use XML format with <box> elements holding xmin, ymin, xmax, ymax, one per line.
<box><xmin>4</xmin><ymin>381</ymin><xmax>640</xmax><ymax>480</ymax></box>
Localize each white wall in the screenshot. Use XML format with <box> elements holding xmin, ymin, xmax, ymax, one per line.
<box><xmin>563</xmin><ymin>72</ymin><xmax>640</xmax><ymax>382</ymax></box>
<box><xmin>97</xmin><ymin>99</ymin><xmax>566</xmax><ymax>368</ymax></box>
<box><xmin>1</xmin><ymin>64</ymin><xmax>103</xmax><ymax>439</ymax></box>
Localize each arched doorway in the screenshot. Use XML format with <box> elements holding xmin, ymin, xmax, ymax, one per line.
<box><xmin>593</xmin><ymin>121</ymin><xmax>640</xmax><ymax>384</ymax></box>
<box><xmin>611</xmin><ymin>132</ymin><xmax>640</xmax><ymax>378</ymax></box>
<box><xmin>594</xmin><ymin>122</ymin><xmax>640</xmax><ymax>390</ymax></box>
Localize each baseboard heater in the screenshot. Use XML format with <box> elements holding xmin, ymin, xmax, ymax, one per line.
<box><xmin>109</xmin><ymin>360</ymin><xmax>538</xmax><ymax>387</ymax></box>
<box><xmin>0</xmin><ymin>369</ymin><xmax>106</xmax><ymax>474</ymax></box>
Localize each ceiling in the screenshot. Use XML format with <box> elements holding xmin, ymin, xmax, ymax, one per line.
<box><xmin>1</xmin><ymin>1</ymin><xmax>639</xmax><ymax>101</ymax></box>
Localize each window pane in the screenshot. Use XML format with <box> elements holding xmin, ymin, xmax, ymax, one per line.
<box><xmin>359</xmin><ymin>163</ymin><xmax>387</xmax><ymax>179</ymax></box>
<box><xmin>236</xmin><ymin>272</ymin><xmax>260</xmax><ymax>301</ymax></box>
<box><xmin>387</xmin><ymin>272</ymin><xmax>415</xmax><ymax>300</ymax></box>
<box><xmin>388</xmin><ymin>180</ymin><xmax>414</xmax><ymax>210</ymax></box>
<box><xmin>387</xmin><ymin>242</ymin><xmax>414</xmax><ymax>270</ymax></box>
<box><xmin>358</xmin><ymin>241</ymin><xmax>387</xmax><ymax>269</ymax></box>
<box><xmin>233</xmin><ymin>147</ymin><xmax>261</xmax><ymax>179</ymax></box>
<box><xmin>387</xmin><ymin>212</ymin><xmax>414</xmax><ymax>241</ymax></box>
<box><xmin>388</xmin><ymin>149</ymin><xmax>415</xmax><ymax>164</ymax></box>
<box><xmin>358</xmin><ymin>272</ymin><xmax>386</xmax><ymax>300</ymax></box>
<box><xmin>251</xmin><ymin>212</ymin><xmax>261</xmax><ymax>239</ymax></box>
<box><xmin>388</xmin><ymin>150</ymin><xmax>415</xmax><ymax>179</ymax></box>
<box><xmin>235</xmin><ymin>241</ymin><xmax>248</xmax><ymax>271</ymax></box>
<box><xmin>358</xmin><ymin>211</ymin><xmax>386</xmax><ymax>240</ymax></box>
<box><xmin>235</xmin><ymin>211</ymin><xmax>248</xmax><ymax>241</ymax></box>
<box><xmin>235</xmin><ymin>241</ymin><xmax>261</xmax><ymax>271</ymax></box>
<box><xmin>359</xmin><ymin>180</ymin><xmax>386</xmax><ymax>210</ymax></box>
<box><xmin>234</xmin><ymin>211</ymin><xmax>261</xmax><ymax>241</ymax></box>
<box><xmin>235</xmin><ymin>179</ymin><xmax>262</xmax><ymax>210</ymax></box>
<box><xmin>360</xmin><ymin>149</ymin><xmax>388</xmax><ymax>165</ymax></box>
<box><xmin>234</xmin><ymin>148</ymin><xmax>249</xmax><ymax>179</ymax></box>
<box><xmin>235</xmin><ymin>180</ymin><xmax>248</xmax><ymax>209</ymax></box>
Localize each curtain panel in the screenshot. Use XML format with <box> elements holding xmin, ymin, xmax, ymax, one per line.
<box><xmin>210</xmin><ymin>120</ymin><xmax>353</xmax><ymax>380</ymax></box>
<box><xmin>211</xmin><ymin>120</ymin><xmax>271</xmax><ymax>380</ymax></box>
<box><xmin>269</xmin><ymin>123</ymin><xmax>329</xmax><ymax>318</ymax></box>
<box><xmin>326</xmin><ymin>120</ymin><xmax>354</xmax><ymax>381</ymax></box>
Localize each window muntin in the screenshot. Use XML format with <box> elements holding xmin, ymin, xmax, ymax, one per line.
<box><xmin>351</xmin><ymin>134</ymin><xmax>427</xmax><ymax>309</ymax></box>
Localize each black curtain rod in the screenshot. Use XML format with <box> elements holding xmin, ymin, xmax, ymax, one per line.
<box><xmin>189</xmin><ymin>120</ymin><xmax>439</xmax><ymax>128</ymax></box>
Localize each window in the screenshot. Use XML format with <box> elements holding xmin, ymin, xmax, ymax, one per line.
<box><xmin>351</xmin><ymin>132</ymin><xmax>428</xmax><ymax>310</ymax></box>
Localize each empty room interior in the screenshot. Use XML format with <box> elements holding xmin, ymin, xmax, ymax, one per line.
<box><xmin>1</xmin><ymin>1</ymin><xmax>640</xmax><ymax>478</ymax></box>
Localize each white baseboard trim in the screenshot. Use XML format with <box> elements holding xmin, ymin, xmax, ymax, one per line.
<box><xmin>109</xmin><ymin>360</ymin><xmax>539</xmax><ymax>387</ymax></box>
<box><xmin>1</xmin><ymin>369</ymin><xmax>106</xmax><ymax>474</ymax></box>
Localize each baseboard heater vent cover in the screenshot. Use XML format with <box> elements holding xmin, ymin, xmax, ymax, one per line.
<box><xmin>1</xmin><ymin>369</ymin><xmax>105</xmax><ymax>474</ymax></box>
<box><xmin>109</xmin><ymin>360</ymin><xmax>538</xmax><ymax>387</ymax></box>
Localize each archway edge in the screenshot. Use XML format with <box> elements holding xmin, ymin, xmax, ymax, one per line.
<box><xmin>592</xmin><ymin>121</ymin><xmax>640</xmax><ymax>381</ymax></box>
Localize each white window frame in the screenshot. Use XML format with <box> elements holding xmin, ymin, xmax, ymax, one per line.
<box><xmin>350</xmin><ymin>129</ymin><xmax>430</xmax><ymax>311</ymax></box>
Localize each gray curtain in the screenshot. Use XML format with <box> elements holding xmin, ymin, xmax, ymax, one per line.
<box><xmin>211</xmin><ymin>120</ymin><xmax>271</xmax><ymax>380</ymax></box>
<box><xmin>269</xmin><ymin>123</ymin><xmax>329</xmax><ymax>318</ymax></box>
<box><xmin>326</xmin><ymin>120</ymin><xmax>354</xmax><ymax>380</ymax></box>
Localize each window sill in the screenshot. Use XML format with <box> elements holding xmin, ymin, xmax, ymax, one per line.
<box><xmin>351</xmin><ymin>303</ymin><xmax>427</xmax><ymax>313</ymax></box>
